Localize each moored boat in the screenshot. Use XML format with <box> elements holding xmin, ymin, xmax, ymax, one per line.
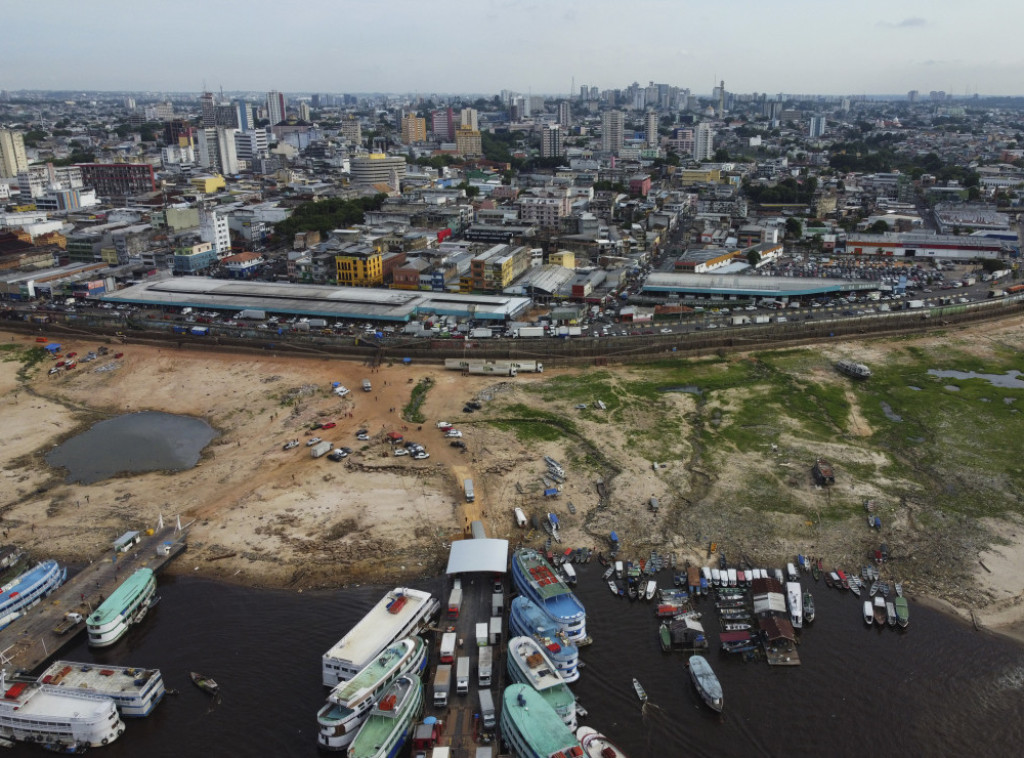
<box><xmin>886</xmin><ymin>600</ymin><xmax>897</xmax><ymax>627</ymax></box>
<box><xmin>873</xmin><ymin>596</ymin><xmax>886</xmax><ymax>626</ymax></box>
<box><xmin>506</xmin><ymin>636</ymin><xmax>577</xmax><ymax>730</ymax></box>
<box><xmin>39</xmin><ymin>661</ymin><xmax>166</xmax><ymax>717</ymax></box>
<box><xmin>0</xmin><ymin>560</ymin><xmax>67</xmax><ymax>632</ymax></box>
<box><xmin>502</xmin><ymin>684</ymin><xmax>581</xmax><ymax>758</ymax></box>
<box><xmin>894</xmin><ymin>596</ymin><xmax>909</xmax><ymax>628</ymax></box>
<box><xmin>576</xmin><ymin>726</ymin><xmax>631</xmax><ymax>758</ymax></box>
<box><xmin>863</xmin><ymin>600</ymin><xmax>873</xmax><ymax>625</ymax></box>
<box><xmin>803</xmin><ymin>591</ymin><xmax>815</xmax><ymax>624</ymax></box>
<box><xmin>688</xmin><ymin>655</ymin><xmax>723</xmax><ymax>712</ymax></box>
<box><xmin>835</xmin><ymin>359</ymin><xmax>871</xmax><ymax>380</ymax></box>
<box><xmin>511</xmin><ymin>548</ymin><xmax>588</xmax><ymax>644</ymax></box>
<box><xmin>346</xmin><ymin>674</ymin><xmax>422</xmax><ymax>758</ymax></box>
<box><xmin>190</xmin><ymin>672</ymin><xmax>219</xmax><ymax>696</ymax></box>
<box><xmin>811</xmin><ymin>560</ymin><xmax>821</xmax><ymax>582</ymax></box>
<box><xmin>509</xmin><ymin>596</ymin><xmax>580</xmax><ymax>684</ymax></box>
<box><xmin>87</xmin><ymin>568</ymin><xmax>157</xmax><ymax>648</ymax></box>
<box><xmin>786</xmin><ymin>582</ymin><xmax>803</xmax><ymax>629</ymax></box>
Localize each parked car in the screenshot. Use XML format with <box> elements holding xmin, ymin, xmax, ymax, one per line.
<box><xmin>412</xmin><ymin>451</ymin><xmax>430</xmax><ymax>460</ymax></box>
<box><xmin>320</xmin><ymin>422</ymin><xmax>337</xmax><ymax>430</ymax></box>
<box><xmin>327</xmin><ymin>449</ymin><xmax>348</xmax><ymax>461</ymax></box>
<box><xmin>445</xmin><ymin>430</ymin><xmax>463</xmax><ymax>438</ymax></box>
<box><xmin>450</xmin><ymin>441</ymin><xmax>467</xmax><ymax>449</ymax></box>
<box><xmin>307</xmin><ymin>437</ymin><xmax>322</xmax><ymax>446</ymax></box>
<box><xmin>466</xmin><ymin>401</ymin><xmax>482</xmax><ymax>410</ymax></box>
<box><xmin>436</xmin><ymin>421</ymin><xmax>452</xmax><ymax>429</ymax></box>
<box><xmin>356</xmin><ymin>432</ymin><xmax>370</xmax><ymax>441</ymax></box>
<box><xmin>394</xmin><ymin>448</ymin><xmax>410</xmax><ymax>457</ymax></box>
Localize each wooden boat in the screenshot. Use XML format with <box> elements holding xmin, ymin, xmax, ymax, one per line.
<box><xmin>190</xmin><ymin>671</ymin><xmax>219</xmax><ymax>695</ymax></box>
<box><xmin>803</xmin><ymin>591</ymin><xmax>815</xmax><ymax>624</ymax></box>
<box><xmin>895</xmin><ymin>582</ymin><xmax>904</xmax><ymax>597</ymax></box>
<box><xmin>608</xmin><ymin>580</ymin><xmax>619</xmax><ymax>595</ymax></box>
<box><xmin>894</xmin><ymin>596</ymin><xmax>909</xmax><ymax>628</ymax></box>
<box><xmin>869</xmin><ymin>581</ymin><xmax>880</xmax><ymax>597</ymax></box>
<box><xmin>811</xmin><ymin>560</ymin><xmax>821</xmax><ymax>582</ymax></box>
<box><xmin>880</xmin><ymin>582</ymin><xmax>890</xmax><ymax>598</ymax></box>
<box><xmin>849</xmin><ymin>576</ymin><xmax>861</xmax><ymax>597</ymax></box>
<box><xmin>659</xmin><ymin>624</ymin><xmax>672</xmax><ymax>652</ymax></box>
<box><xmin>825</xmin><ymin>572</ymin><xmax>836</xmax><ymax>589</ymax></box>
<box><xmin>837</xmin><ymin>570</ymin><xmax>849</xmax><ymax>590</ymax></box>
<box><xmin>873</xmin><ymin>596</ymin><xmax>886</xmax><ymax>626</ymax></box>
<box><xmin>632</xmin><ymin>678</ymin><xmax>648</xmax><ymax>704</ymax></box>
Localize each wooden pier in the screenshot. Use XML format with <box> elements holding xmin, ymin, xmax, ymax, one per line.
<box><xmin>0</xmin><ymin>524</ymin><xmax>188</xmax><ymax>675</ymax></box>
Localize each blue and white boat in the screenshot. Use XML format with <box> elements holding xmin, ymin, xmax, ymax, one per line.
<box><xmin>0</xmin><ymin>560</ymin><xmax>66</xmax><ymax>631</ymax></box>
<box><xmin>506</xmin><ymin>636</ymin><xmax>577</xmax><ymax>731</ymax></box>
<box><xmin>509</xmin><ymin>596</ymin><xmax>580</xmax><ymax>683</ymax></box>
<box><xmin>510</xmin><ymin>548</ymin><xmax>587</xmax><ymax>644</ymax></box>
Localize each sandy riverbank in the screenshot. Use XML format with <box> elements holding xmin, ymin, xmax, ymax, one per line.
<box><xmin>1</xmin><ymin>318</ymin><xmax>1023</xmax><ymax>642</ymax></box>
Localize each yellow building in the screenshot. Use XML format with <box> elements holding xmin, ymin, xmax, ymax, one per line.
<box><xmin>548</xmin><ymin>250</ymin><xmax>575</xmax><ymax>268</ymax></box>
<box><xmin>678</xmin><ymin>168</ymin><xmax>721</xmax><ymax>186</ymax></box>
<box><xmin>335</xmin><ymin>245</ymin><xmax>383</xmax><ymax>287</ymax></box>
<box><xmin>401</xmin><ymin>115</ymin><xmax>427</xmax><ymax>144</ymax></box>
<box><xmin>190</xmin><ymin>174</ymin><xmax>226</xmax><ymax>194</ymax></box>
<box><xmin>455</xmin><ymin>126</ymin><xmax>482</xmax><ymax>157</ymax></box>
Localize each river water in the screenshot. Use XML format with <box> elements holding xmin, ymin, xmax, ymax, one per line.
<box><xmin>12</xmin><ymin>565</ymin><xmax>1024</xmax><ymax>757</ymax></box>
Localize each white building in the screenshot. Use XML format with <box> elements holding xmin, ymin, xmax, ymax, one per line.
<box><xmin>234</xmin><ymin>130</ymin><xmax>269</xmax><ymax>165</ymax></box>
<box><xmin>601</xmin><ymin>110</ymin><xmax>624</xmax><ymax>154</ymax></box>
<box><xmin>200</xmin><ymin>209</ymin><xmax>232</xmax><ymax>259</ymax></box>
<box><xmin>645</xmin><ymin>110</ymin><xmax>659</xmax><ymax>148</ymax></box>
<box><xmin>694</xmin><ymin>122</ymin><xmax>715</xmax><ymax>161</ymax></box>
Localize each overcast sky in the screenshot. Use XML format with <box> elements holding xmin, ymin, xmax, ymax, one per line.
<box><xmin>5</xmin><ymin>0</ymin><xmax>1024</xmax><ymax>97</ymax></box>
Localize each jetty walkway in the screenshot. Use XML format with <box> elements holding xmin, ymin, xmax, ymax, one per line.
<box><xmin>0</xmin><ymin>524</ymin><xmax>187</xmax><ymax>674</ymax></box>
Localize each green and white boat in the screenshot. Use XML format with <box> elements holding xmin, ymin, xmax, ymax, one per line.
<box><xmin>501</xmin><ymin>684</ymin><xmax>581</xmax><ymax>758</ymax></box>
<box><xmin>506</xmin><ymin>636</ymin><xmax>577</xmax><ymax>731</ymax></box>
<box><xmin>87</xmin><ymin>568</ymin><xmax>157</xmax><ymax>648</ymax></box>
<box><xmin>317</xmin><ymin>636</ymin><xmax>425</xmax><ymax>752</ymax></box>
<box><xmin>894</xmin><ymin>596</ymin><xmax>909</xmax><ymax>628</ymax></box>
<box><xmin>346</xmin><ymin>674</ymin><xmax>422</xmax><ymax>758</ymax></box>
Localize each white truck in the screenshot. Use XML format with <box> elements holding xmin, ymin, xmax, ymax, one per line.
<box><xmin>440</xmin><ymin>632</ymin><xmax>457</xmax><ymax>664</ymax></box>
<box><xmin>470</xmin><ymin>328</ymin><xmax>493</xmax><ymax>338</ymax></box>
<box><xmin>362</xmin><ymin>379</ymin><xmax>372</xmax><ymax>392</ymax></box>
<box><xmin>478</xmin><ymin>645</ymin><xmax>493</xmax><ymax>687</ymax></box>
<box><xmin>464</xmin><ymin>479</ymin><xmax>474</xmax><ymax>503</ymax></box>
<box><xmin>310</xmin><ymin>441</ymin><xmax>333</xmax><ymax>458</ymax></box>
<box><xmin>475</xmin><ymin>623</ymin><xmax>488</xmax><ymax>648</ymax></box>
<box><xmin>456</xmin><ymin>656</ymin><xmax>470</xmax><ymax>696</ymax></box>
<box><xmin>433</xmin><ymin>664</ymin><xmax>452</xmax><ymax>707</ymax></box>
<box><xmin>517</xmin><ymin>326</ymin><xmax>546</xmax><ymax>338</ymax></box>
<box><xmin>907</xmin><ymin>300</ymin><xmax>925</xmax><ymax>309</ymax></box>
<box><xmin>478</xmin><ymin>689</ymin><xmax>496</xmax><ymax>730</ymax></box>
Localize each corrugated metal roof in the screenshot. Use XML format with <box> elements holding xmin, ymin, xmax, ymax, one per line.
<box><xmin>445</xmin><ymin>538</ymin><xmax>509</xmax><ymax>575</ymax></box>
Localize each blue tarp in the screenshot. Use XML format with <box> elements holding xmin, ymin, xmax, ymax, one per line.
<box><xmin>610</xmin><ymin>531</ymin><xmax>619</xmax><ymax>543</ymax></box>
<box><xmin>544</xmin><ymin>489</ymin><xmax>559</xmax><ymax>498</ymax></box>
<box><xmin>548</xmin><ymin>513</ymin><xmax>559</xmax><ymax>525</ymax></box>
<box><xmin>44</xmin><ymin>343</ymin><xmax>61</xmax><ymax>353</ymax></box>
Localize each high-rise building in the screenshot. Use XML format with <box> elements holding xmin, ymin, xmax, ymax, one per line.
<box><xmin>234</xmin><ymin>130</ymin><xmax>269</xmax><ymax>164</ymax></box>
<box><xmin>266</xmin><ymin>90</ymin><xmax>286</xmax><ymax>126</ymax></box>
<box><xmin>350</xmin><ymin>154</ymin><xmax>407</xmax><ymax>189</ymax></box>
<box><xmin>694</xmin><ymin>122</ymin><xmax>714</xmax><ymax>160</ymax></box>
<box><xmin>455</xmin><ymin>126</ymin><xmax>482</xmax><ymax>157</ymax></box>
<box><xmin>298</xmin><ymin>102</ymin><xmax>311</xmax><ymax>122</ymax></box>
<box><xmin>579</xmin><ymin>85</ymin><xmax>589</xmax><ymax>101</ymax></box>
<box><xmin>460</xmin><ymin>108</ymin><xmax>478</xmax><ymax>131</ymax></box>
<box><xmin>809</xmin><ymin>116</ymin><xmax>826</xmax><ymax>139</ymax></box>
<box><xmin>200</xmin><ymin>91</ymin><xmax>217</xmax><ymax>127</ymax></box>
<box><xmin>557</xmin><ymin>101</ymin><xmax>571</xmax><ymax>128</ymax></box>
<box><xmin>645</xmin><ymin>110</ymin><xmax>659</xmax><ymax>148</ymax></box>
<box><xmin>907</xmin><ymin>90</ymin><xmax>919</xmax><ymax>103</ymax></box>
<box><xmin>339</xmin><ymin>117</ymin><xmax>361</xmax><ymax>145</ymax></box>
<box><xmin>431</xmin><ymin>108</ymin><xmax>456</xmax><ymax>141</ymax></box>
<box><xmin>200</xmin><ymin>208</ymin><xmax>232</xmax><ymax>259</ymax></box>
<box><xmin>541</xmin><ymin>124</ymin><xmax>563</xmax><ymax>158</ymax></box>
<box><xmin>233</xmin><ymin>101</ymin><xmax>254</xmax><ymax>132</ymax></box>
<box><xmin>196</xmin><ymin>128</ymin><xmax>238</xmax><ymax>174</ymax></box>
<box><xmin>601</xmin><ymin>110</ymin><xmax>624</xmax><ymax>153</ymax></box>
<box><xmin>78</xmin><ymin>163</ymin><xmax>156</xmax><ymax>198</ymax></box>
<box><xmin>401</xmin><ymin>114</ymin><xmax>427</xmax><ymax>144</ymax></box>
<box><xmin>0</xmin><ymin>129</ymin><xmax>29</xmax><ymax>176</ymax></box>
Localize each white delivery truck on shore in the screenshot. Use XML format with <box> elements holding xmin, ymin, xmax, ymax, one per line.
<box><xmin>310</xmin><ymin>441</ymin><xmax>333</xmax><ymax>458</ymax></box>
<box><xmin>433</xmin><ymin>665</ymin><xmax>451</xmax><ymax>707</ymax></box>
<box><xmin>456</xmin><ymin>656</ymin><xmax>470</xmax><ymax>696</ymax></box>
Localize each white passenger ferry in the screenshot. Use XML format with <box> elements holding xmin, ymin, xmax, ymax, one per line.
<box><xmin>322</xmin><ymin>588</ymin><xmax>438</xmax><ymax>687</ymax></box>
<box><xmin>317</xmin><ymin>636</ymin><xmax>426</xmax><ymax>751</ymax></box>
<box><xmin>0</xmin><ymin>560</ymin><xmax>66</xmax><ymax>631</ymax></box>
<box><xmin>87</xmin><ymin>568</ymin><xmax>157</xmax><ymax>647</ymax></box>
<box><xmin>38</xmin><ymin>661</ymin><xmax>165</xmax><ymax>718</ymax></box>
<box><xmin>0</xmin><ymin>671</ymin><xmax>125</xmax><ymax>750</ymax></box>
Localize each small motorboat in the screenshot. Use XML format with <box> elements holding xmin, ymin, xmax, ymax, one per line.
<box><xmin>886</xmin><ymin>600</ymin><xmax>897</xmax><ymax>627</ymax></box>
<box><xmin>632</xmin><ymin>677</ymin><xmax>648</xmax><ymax>704</ymax></box>
<box><xmin>873</xmin><ymin>596</ymin><xmax>886</xmax><ymax>626</ymax></box>
<box><xmin>190</xmin><ymin>671</ymin><xmax>219</xmax><ymax>696</ymax></box>
<box><xmin>608</xmin><ymin>580</ymin><xmax>619</xmax><ymax>596</ymax></box>
<box><xmin>863</xmin><ymin>600</ymin><xmax>874</xmax><ymax>625</ymax></box>
<box><xmin>803</xmin><ymin>591</ymin><xmax>815</xmax><ymax>624</ymax></box>
<box><xmin>811</xmin><ymin>560</ymin><xmax>821</xmax><ymax>582</ymax></box>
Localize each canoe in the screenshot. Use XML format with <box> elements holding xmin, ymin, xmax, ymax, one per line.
<box><xmin>633</xmin><ymin>678</ymin><xmax>648</xmax><ymax>704</ymax></box>
<box><xmin>190</xmin><ymin>671</ymin><xmax>219</xmax><ymax>695</ymax></box>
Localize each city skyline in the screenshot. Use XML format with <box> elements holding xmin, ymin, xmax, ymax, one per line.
<box><xmin>4</xmin><ymin>1</ymin><xmax>1024</xmax><ymax>98</ymax></box>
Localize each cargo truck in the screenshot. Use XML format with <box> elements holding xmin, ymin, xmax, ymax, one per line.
<box><xmin>362</xmin><ymin>379</ymin><xmax>372</xmax><ymax>392</ymax></box>
<box><xmin>478</xmin><ymin>689</ymin><xmax>496</xmax><ymax>729</ymax></box>
<box><xmin>489</xmin><ymin>616</ymin><xmax>502</xmax><ymax>645</ymax></box>
<box><xmin>470</xmin><ymin>328</ymin><xmax>493</xmax><ymax>338</ymax></box>
<box><xmin>517</xmin><ymin>326</ymin><xmax>546</xmax><ymax>338</ymax></box>
<box><xmin>907</xmin><ymin>300</ymin><xmax>925</xmax><ymax>309</ymax></box>
<box><xmin>464</xmin><ymin>479</ymin><xmax>474</xmax><ymax>503</ymax></box>
<box><xmin>447</xmin><ymin>587</ymin><xmax>463</xmax><ymax>619</ymax></box>
<box><xmin>475</xmin><ymin>622</ymin><xmax>488</xmax><ymax>648</ymax></box>
<box><xmin>456</xmin><ymin>656</ymin><xmax>470</xmax><ymax>696</ymax></box>
<box><xmin>433</xmin><ymin>665</ymin><xmax>451</xmax><ymax>707</ymax></box>
<box><xmin>440</xmin><ymin>632</ymin><xmax>457</xmax><ymax>663</ymax></box>
<box><xmin>310</xmin><ymin>441</ymin><xmax>333</xmax><ymax>458</ymax></box>
<box><xmin>307</xmin><ymin>318</ymin><xmax>328</xmax><ymax>328</ymax></box>
<box><xmin>478</xmin><ymin>646</ymin><xmax>493</xmax><ymax>687</ymax></box>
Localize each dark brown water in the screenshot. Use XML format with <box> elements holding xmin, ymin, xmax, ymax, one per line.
<box><xmin>16</xmin><ymin>567</ymin><xmax>1024</xmax><ymax>757</ymax></box>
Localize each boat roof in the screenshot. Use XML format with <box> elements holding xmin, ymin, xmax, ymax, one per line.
<box><xmin>40</xmin><ymin>661</ymin><xmax>161</xmax><ymax>698</ymax></box>
<box><xmin>87</xmin><ymin>569</ymin><xmax>154</xmax><ymax>626</ymax></box>
<box><xmin>0</xmin><ymin>560</ymin><xmax>59</xmax><ymax>606</ymax></box>
<box><xmin>502</xmin><ymin>684</ymin><xmax>581</xmax><ymax>757</ymax></box>
<box><xmin>349</xmin><ymin>675</ymin><xmax>422</xmax><ymax>758</ymax></box>
<box><xmin>329</xmin><ymin>638</ymin><xmax>418</xmax><ymax>707</ymax></box>
<box><xmin>508</xmin><ymin>637</ymin><xmax>571</xmax><ymax>699</ymax></box>
<box><xmin>324</xmin><ymin>587</ymin><xmax>433</xmax><ymax>666</ymax></box>
<box><xmin>514</xmin><ymin>550</ymin><xmax>572</xmax><ymax>600</ymax></box>
<box><xmin>0</xmin><ymin>682</ymin><xmax>113</xmax><ymax>719</ymax></box>
<box><xmin>689</xmin><ymin>656</ymin><xmax>723</xmax><ymax>700</ymax></box>
<box><xmin>510</xmin><ymin>597</ymin><xmax>559</xmax><ymax>634</ymax></box>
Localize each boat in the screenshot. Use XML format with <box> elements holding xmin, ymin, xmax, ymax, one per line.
<box><xmin>825</xmin><ymin>572</ymin><xmax>836</xmax><ymax>589</ymax></box>
<box><xmin>786</xmin><ymin>582</ymin><xmax>803</xmax><ymax>629</ymax></box>
<box><xmin>711</xmin><ymin>567</ymin><xmax>721</xmax><ymax>586</ymax></box>
<box><xmin>848</xmin><ymin>576</ymin><xmax>861</xmax><ymax>597</ymax></box>
<box><xmin>506</xmin><ymin>636</ymin><xmax>577</xmax><ymax>730</ymax></box>
<box><xmin>688</xmin><ymin>655</ymin><xmax>724</xmax><ymax>712</ymax></box>
<box><xmin>346</xmin><ymin>674</ymin><xmax>422</xmax><ymax>758</ymax></box>
<box><xmin>511</xmin><ymin>549</ymin><xmax>588</xmax><ymax>644</ymax></box>
<box><xmin>803</xmin><ymin>591</ymin><xmax>815</xmax><ymax>624</ymax></box>
<box><xmin>811</xmin><ymin>561</ymin><xmax>821</xmax><ymax>582</ymax></box>
<box><xmin>0</xmin><ymin>670</ymin><xmax>125</xmax><ymax>748</ymax></box>
<box><xmin>873</xmin><ymin>596</ymin><xmax>887</xmax><ymax>626</ymax></box>
<box><xmin>880</xmin><ymin>581</ymin><xmax>890</xmax><ymax>598</ymax></box>
<box><xmin>722</xmin><ymin>623</ymin><xmax>751</xmax><ymax>631</ymax></box>
<box><xmin>836</xmin><ymin>359</ymin><xmax>872</xmax><ymax>379</ymax></box>
<box><xmin>322</xmin><ymin>588</ymin><xmax>438</xmax><ymax>686</ymax></box>
<box><xmin>501</xmin><ymin>684</ymin><xmax>582</xmax><ymax>758</ymax></box>
<box><xmin>0</xmin><ymin>560</ymin><xmax>67</xmax><ymax>632</ymax></box>
<box><xmin>562</xmin><ymin>562</ymin><xmax>578</xmax><ymax>585</ymax></box>
<box><xmin>576</xmin><ymin>726</ymin><xmax>631</xmax><ymax>758</ymax></box>
<box><xmin>644</xmin><ymin>580</ymin><xmax>657</xmax><ymax>600</ymax></box>
<box><xmin>894</xmin><ymin>596</ymin><xmax>909</xmax><ymax>628</ymax></box>
<box><xmin>863</xmin><ymin>600</ymin><xmax>874</xmax><ymax>625</ymax></box>
<box><xmin>40</xmin><ymin>661</ymin><xmax>166</xmax><ymax>717</ymax></box>
<box><xmin>317</xmin><ymin>636</ymin><xmax>426</xmax><ymax>751</ymax></box>
<box><xmin>189</xmin><ymin>672</ymin><xmax>219</xmax><ymax>696</ymax></box>
<box><xmin>869</xmin><ymin>581</ymin><xmax>880</xmax><ymax>597</ymax></box>
<box><xmin>627</xmin><ymin>582</ymin><xmax>638</xmax><ymax>601</ymax></box>
<box><xmin>836</xmin><ymin>570</ymin><xmax>848</xmax><ymax>590</ymax></box>
<box><xmin>509</xmin><ymin>596</ymin><xmax>581</xmax><ymax>683</ymax></box>
<box><xmin>895</xmin><ymin>582</ymin><xmax>904</xmax><ymax>597</ymax></box>
<box><xmin>602</xmin><ymin>566</ymin><xmax>614</xmax><ymax>581</ymax></box>
<box><xmin>614</xmin><ymin>560</ymin><xmax>624</xmax><ymax>579</ymax></box>
<box><xmin>632</xmin><ymin>678</ymin><xmax>647</xmax><ymax>704</ymax></box>
<box><xmin>608</xmin><ymin>580</ymin><xmax>619</xmax><ymax>595</ymax></box>
<box><xmin>812</xmin><ymin>458</ymin><xmax>835</xmax><ymax>485</ymax></box>
<box><xmin>87</xmin><ymin>568</ymin><xmax>157</xmax><ymax>647</ymax></box>
<box><xmin>659</xmin><ymin>623</ymin><xmax>672</xmax><ymax>652</ymax></box>
<box><xmin>886</xmin><ymin>600</ymin><xmax>897</xmax><ymax>627</ymax></box>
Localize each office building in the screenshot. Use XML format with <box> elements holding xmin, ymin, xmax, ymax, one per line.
<box><xmin>557</xmin><ymin>101</ymin><xmax>571</xmax><ymax>128</ymax></box>
<box><xmin>234</xmin><ymin>130</ymin><xmax>269</xmax><ymax>164</ymax></box>
<box><xmin>200</xmin><ymin>208</ymin><xmax>232</xmax><ymax>259</ymax></box>
<box><xmin>809</xmin><ymin>116</ymin><xmax>826</xmax><ymax>139</ymax></box>
<box><xmin>455</xmin><ymin>126</ymin><xmax>482</xmax><ymax>157</ymax></box>
<box><xmin>350</xmin><ymin>154</ymin><xmax>407</xmax><ymax>189</ymax></box>
<box><xmin>79</xmin><ymin>164</ymin><xmax>156</xmax><ymax>198</ymax></box>
<box><xmin>267</xmin><ymin>90</ymin><xmax>286</xmax><ymax>126</ymax></box>
<box><xmin>200</xmin><ymin>91</ymin><xmax>217</xmax><ymax>127</ymax></box>
<box><xmin>401</xmin><ymin>114</ymin><xmax>427</xmax><ymax>144</ymax></box>
<box><xmin>234</xmin><ymin>101</ymin><xmax>254</xmax><ymax>132</ymax></box>
<box><xmin>601</xmin><ymin>110</ymin><xmax>624</xmax><ymax>153</ymax></box>
<box><xmin>694</xmin><ymin>122</ymin><xmax>714</xmax><ymax>160</ymax></box>
<box><xmin>460</xmin><ymin>108</ymin><xmax>478</xmax><ymax>131</ymax></box>
<box><xmin>645</xmin><ymin>110</ymin><xmax>659</xmax><ymax>148</ymax></box>
<box><xmin>340</xmin><ymin>117</ymin><xmax>362</xmax><ymax>145</ymax></box>
<box><xmin>0</xmin><ymin>130</ymin><xmax>29</xmax><ymax>176</ymax></box>
<box><xmin>432</xmin><ymin>107</ymin><xmax>456</xmax><ymax>141</ymax></box>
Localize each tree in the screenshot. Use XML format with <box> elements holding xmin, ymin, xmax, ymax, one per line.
<box><xmin>457</xmin><ymin>182</ymin><xmax>479</xmax><ymax>198</ymax></box>
<box><xmin>746</xmin><ymin>250</ymin><xmax>762</xmax><ymax>267</ymax></box>
<box><xmin>713</xmin><ymin>148</ymin><xmax>731</xmax><ymax>162</ymax></box>
<box><xmin>785</xmin><ymin>217</ymin><xmax>803</xmax><ymax>239</ymax></box>
<box><xmin>868</xmin><ymin>220</ymin><xmax>890</xmax><ymax>234</ymax></box>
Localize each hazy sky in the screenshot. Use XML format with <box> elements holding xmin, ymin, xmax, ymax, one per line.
<box><xmin>5</xmin><ymin>0</ymin><xmax>1024</xmax><ymax>96</ymax></box>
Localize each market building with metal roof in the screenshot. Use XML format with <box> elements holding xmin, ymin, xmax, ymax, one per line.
<box><xmin>640</xmin><ymin>272</ymin><xmax>877</xmax><ymax>299</ymax></box>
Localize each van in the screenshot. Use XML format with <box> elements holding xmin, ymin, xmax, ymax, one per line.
<box><xmin>362</xmin><ymin>379</ymin><xmax>372</xmax><ymax>392</ymax></box>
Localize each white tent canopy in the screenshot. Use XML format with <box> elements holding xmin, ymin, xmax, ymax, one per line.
<box><xmin>445</xmin><ymin>538</ymin><xmax>509</xmax><ymax>575</ymax></box>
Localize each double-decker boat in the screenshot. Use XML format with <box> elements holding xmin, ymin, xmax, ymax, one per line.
<box><xmin>346</xmin><ymin>674</ymin><xmax>422</xmax><ymax>758</ymax></box>
<box><xmin>508</xmin><ymin>596</ymin><xmax>580</xmax><ymax>683</ymax></box>
<box><xmin>510</xmin><ymin>549</ymin><xmax>587</xmax><ymax>644</ymax></box>
<box><xmin>0</xmin><ymin>560</ymin><xmax>66</xmax><ymax>630</ymax></box>
<box><xmin>506</xmin><ymin>636</ymin><xmax>577</xmax><ymax>731</ymax></box>
<box><xmin>87</xmin><ymin>568</ymin><xmax>157</xmax><ymax>647</ymax></box>
<box><xmin>317</xmin><ymin>636</ymin><xmax>425</xmax><ymax>751</ymax></box>
<box><xmin>322</xmin><ymin>588</ymin><xmax>438</xmax><ymax>687</ymax></box>
<box><xmin>38</xmin><ymin>661</ymin><xmax>165</xmax><ymax>718</ymax></box>
<box><xmin>501</xmin><ymin>684</ymin><xmax>582</xmax><ymax>758</ymax></box>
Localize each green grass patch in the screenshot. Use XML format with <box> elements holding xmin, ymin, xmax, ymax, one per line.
<box><xmin>402</xmin><ymin>377</ymin><xmax>434</xmax><ymax>423</ymax></box>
